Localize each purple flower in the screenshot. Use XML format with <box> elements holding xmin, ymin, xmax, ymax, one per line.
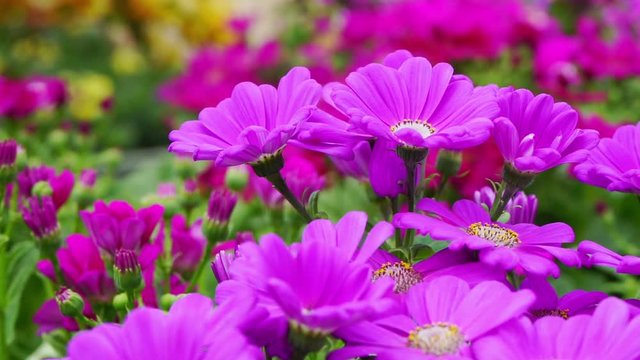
<box><xmin>578</xmin><ymin>240</ymin><xmax>640</xmax><ymax>275</ymax></box>
<box><xmin>168</xmin><ymin>67</ymin><xmax>321</xmax><ymax>166</ymax></box>
<box><xmin>17</xmin><ymin>166</ymin><xmax>75</xmax><ymax>209</ymax></box>
<box><xmin>394</xmin><ymin>198</ymin><xmax>580</xmax><ymax>277</ymax></box>
<box><xmin>79</xmin><ymin>169</ymin><xmax>97</xmax><ymax>188</ymax></box>
<box><xmin>474</xmin><ymin>297</ymin><xmax>640</xmax><ymax>360</ymax></box>
<box><xmin>332</xmin><ymin>276</ymin><xmax>534</xmax><ymax>359</ymax></box>
<box><xmin>21</xmin><ymin>196</ymin><xmax>59</xmax><ymax>240</ymax></box>
<box><xmin>170</xmin><ymin>215</ymin><xmax>206</xmax><ymax>275</ymax></box>
<box><xmin>329</xmin><ymin>50</ymin><xmax>498</xmax><ymax>150</ymax></box>
<box><xmin>2</xmin><ymin>75</ymin><xmax>66</xmax><ymax>118</ymax></box>
<box><xmin>80</xmin><ymin>200</ymin><xmax>164</xmax><ymax>256</ymax></box>
<box><xmin>521</xmin><ymin>276</ymin><xmax>607</xmax><ymax>319</ymax></box>
<box><xmin>206</xmin><ymin>189</ymin><xmax>238</xmax><ymax>223</ymax></box>
<box><xmin>574</xmin><ymin>123</ymin><xmax>640</xmax><ymax>193</ymax></box>
<box><xmin>473</xmin><ymin>186</ymin><xmax>538</xmax><ymax>224</ymax></box>
<box><xmin>0</xmin><ymin>139</ymin><xmax>17</xmax><ymax>167</ymax></box>
<box><xmin>494</xmin><ymin>88</ymin><xmax>599</xmax><ymax>173</ymax></box>
<box><xmin>33</xmin><ymin>298</ymin><xmax>79</xmax><ymax>335</ymax></box>
<box><xmin>369</xmin><ymin>139</ymin><xmax>413</xmax><ymax>198</ymax></box>
<box><xmin>369</xmin><ymin>249</ymin><xmax>508</xmax><ymax>294</ymax></box>
<box><xmin>56</xmin><ymin>234</ymin><xmax>115</xmax><ymax>303</ymax></box>
<box><xmin>68</xmin><ymin>294</ymin><xmax>264</xmax><ymax>360</ymax></box>
<box><xmin>216</xmin><ymin>232</ymin><xmax>396</xmax><ymax>356</ymax></box>
<box><xmin>158</xmin><ymin>43</ymin><xmax>280</xmax><ymax>112</ymax></box>
<box><xmin>301</xmin><ymin>211</ymin><xmax>395</xmax><ymax>264</ymax></box>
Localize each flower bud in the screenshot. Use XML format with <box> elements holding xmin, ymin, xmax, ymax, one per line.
<box><xmin>21</xmin><ymin>196</ymin><xmax>60</xmax><ymax>252</ymax></box>
<box><xmin>112</xmin><ymin>293</ymin><xmax>129</xmax><ymax>312</ymax></box>
<box><xmin>56</xmin><ymin>287</ymin><xmax>84</xmax><ymax>318</ymax></box>
<box><xmin>32</xmin><ymin>181</ymin><xmax>53</xmax><ymax>198</ymax></box>
<box><xmin>436</xmin><ymin>150</ymin><xmax>462</xmax><ymax>179</ymax></box>
<box><xmin>0</xmin><ymin>139</ymin><xmax>17</xmax><ymax>185</ymax></box>
<box><xmin>203</xmin><ymin>190</ymin><xmax>237</xmax><ymax>243</ymax></box>
<box><xmin>114</xmin><ymin>249</ymin><xmax>142</xmax><ymax>292</ymax></box>
<box><xmin>160</xmin><ymin>293</ymin><xmax>185</xmax><ymax>311</ymax></box>
<box><xmin>225</xmin><ymin>166</ymin><xmax>249</xmax><ymax>192</ymax></box>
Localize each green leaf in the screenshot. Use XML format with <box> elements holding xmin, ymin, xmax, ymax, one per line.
<box><xmin>5</xmin><ymin>241</ymin><xmax>39</xmax><ymax>344</ymax></box>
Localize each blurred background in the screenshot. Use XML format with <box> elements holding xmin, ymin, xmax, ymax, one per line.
<box><xmin>1</xmin><ymin>1</ymin><xmax>639</xmax><ymax>356</ymax></box>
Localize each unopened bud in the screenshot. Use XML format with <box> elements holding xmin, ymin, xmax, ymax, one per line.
<box><xmin>56</xmin><ymin>287</ymin><xmax>84</xmax><ymax>318</ymax></box>
<box><xmin>114</xmin><ymin>249</ymin><xmax>142</xmax><ymax>292</ymax></box>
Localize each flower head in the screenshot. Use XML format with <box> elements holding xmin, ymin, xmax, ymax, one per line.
<box><xmin>574</xmin><ymin>123</ymin><xmax>640</xmax><ymax>194</ymax></box>
<box><xmin>578</xmin><ymin>240</ymin><xmax>640</xmax><ymax>275</ymax></box>
<box><xmin>17</xmin><ymin>166</ymin><xmax>75</xmax><ymax>209</ymax></box>
<box><xmin>493</xmin><ymin>88</ymin><xmax>599</xmax><ymax>173</ymax></box>
<box><xmin>521</xmin><ymin>276</ymin><xmax>607</xmax><ymax>320</ymax></box>
<box><xmin>394</xmin><ymin>198</ymin><xmax>580</xmax><ymax>277</ymax></box>
<box><xmin>332</xmin><ymin>276</ymin><xmax>533</xmax><ymax>359</ymax></box>
<box><xmin>216</xmin><ymin>231</ymin><xmax>396</xmax><ymax>356</ymax></box>
<box><xmin>368</xmin><ymin>248</ymin><xmax>508</xmax><ymax>294</ymax></box>
<box><xmin>114</xmin><ymin>249</ymin><xmax>142</xmax><ymax>292</ymax></box>
<box><xmin>330</xmin><ymin>50</ymin><xmax>498</xmax><ymax>150</ymax></box>
<box><xmin>55</xmin><ymin>234</ymin><xmax>116</xmax><ymax>303</ymax></box>
<box><xmin>80</xmin><ymin>200</ymin><xmax>164</xmax><ymax>256</ymax></box>
<box><xmin>474</xmin><ymin>298</ymin><xmax>640</xmax><ymax>360</ymax></box>
<box><xmin>21</xmin><ymin>196</ymin><xmax>59</xmax><ymax>243</ymax></box>
<box><xmin>67</xmin><ymin>294</ymin><xmax>264</xmax><ymax>360</ymax></box>
<box><xmin>168</xmin><ymin>67</ymin><xmax>321</xmax><ymax>167</ymax></box>
<box><xmin>0</xmin><ymin>139</ymin><xmax>17</xmax><ymax>168</ymax></box>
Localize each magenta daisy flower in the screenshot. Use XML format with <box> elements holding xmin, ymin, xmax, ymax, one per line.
<box><xmin>369</xmin><ymin>248</ymin><xmax>507</xmax><ymax>294</ymax></box>
<box><xmin>300</xmin><ymin>211</ymin><xmax>395</xmax><ymax>265</ymax></box>
<box><xmin>521</xmin><ymin>276</ymin><xmax>607</xmax><ymax>319</ymax></box>
<box><xmin>578</xmin><ymin>240</ymin><xmax>640</xmax><ymax>275</ymax></box>
<box><xmin>331</xmin><ymin>276</ymin><xmax>534</xmax><ymax>360</ymax></box>
<box><xmin>329</xmin><ymin>50</ymin><xmax>498</xmax><ymax>150</ymax></box>
<box><xmin>474</xmin><ymin>297</ymin><xmax>640</xmax><ymax>360</ymax></box>
<box><xmin>494</xmin><ymin>88</ymin><xmax>599</xmax><ymax>173</ymax></box>
<box><xmin>68</xmin><ymin>294</ymin><xmax>263</xmax><ymax>360</ymax></box>
<box><xmin>215</xmin><ymin>231</ymin><xmax>395</xmax><ymax>357</ymax></box>
<box><xmin>393</xmin><ymin>198</ymin><xmax>580</xmax><ymax>277</ymax></box>
<box><xmin>168</xmin><ymin>67</ymin><xmax>321</xmax><ymax>167</ymax></box>
<box><xmin>574</xmin><ymin>123</ymin><xmax>640</xmax><ymax>193</ymax></box>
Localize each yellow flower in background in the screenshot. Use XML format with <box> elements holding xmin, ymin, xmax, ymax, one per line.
<box><xmin>145</xmin><ymin>23</ymin><xmax>192</xmax><ymax>68</ymax></box>
<box><xmin>10</xmin><ymin>37</ymin><xmax>60</xmax><ymax>68</ymax></box>
<box><xmin>111</xmin><ymin>46</ymin><xmax>147</xmax><ymax>75</ymax></box>
<box><xmin>65</xmin><ymin>72</ymin><xmax>114</xmax><ymax>120</ymax></box>
<box><xmin>179</xmin><ymin>0</ymin><xmax>234</xmax><ymax>45</ymax></box>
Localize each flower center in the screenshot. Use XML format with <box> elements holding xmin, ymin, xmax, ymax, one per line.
<box><xmin>391</xmin><ymin>119</ymin><xmax>436</xmax><ymax>138</ymax></box>
<box><xmin>532</xmin><ymin>308</ymin><xmax>570</xmax><ymax>320</ymax></box>
<box><xmin>467</xmin><ymin>222</ymin><xmax>520</xmax><ymax>248</ymax></box>
<box><xmin>408</xmin><ymin>322</ymin><xmax>466</xmax><ymax>356</ymax></box>
<box><xmin>373</xmin><ymin>261</ymin><xmax>423</xmax><ymax>293</ymax></box>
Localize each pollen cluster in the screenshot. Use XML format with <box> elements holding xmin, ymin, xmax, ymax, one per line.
<box><xmin>467</xmin><ymin>222</ymin><xmax>521</xmax><ymax>248</ymax></box>
<box><xmin>373</xmin><ymin>261</ymin><xmax>423</xmax><ymax>293</ymax></box>
<box><xmin>408</xmin><ymin>322</ymin><xmax>466</xmax><ymax>356</ymax></box>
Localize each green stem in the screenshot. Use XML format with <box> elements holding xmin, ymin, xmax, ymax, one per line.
<box><xmin>403</xmin><ymin>161</ymin><xmax>418</xmax><ymax>251</ymax></box>
<box><xmin>434</xmin><ymin>174</ymin><xmax>450</xmax><ymax>200</ymax></box>
<box><xmin>489</xmin><ymin>182</ymin><xmax>518</xmax><ymax>222</ymax></box>
<box><xmin>265</xmin><ymin>172</ymin><xmax>312</xmax><ymax>223</ymax></box>
<box><xmin>0</xmin><ymin>241</ymin><xmax>7</xmax><ymax>359</ymax></box>
<box><xmin>390</xmin><ymin>197</ymin><xmax>402</xmax><ymax>249</ymax></box>
<box><xmin>126</xmin><ymin>290</ymin><xmax>136</xmax><ymax>311</ymax></box>
<box><xmin>186</xmin><ymin>242</ymin><xmax>214</xmax><ymax>293</ymax></box>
